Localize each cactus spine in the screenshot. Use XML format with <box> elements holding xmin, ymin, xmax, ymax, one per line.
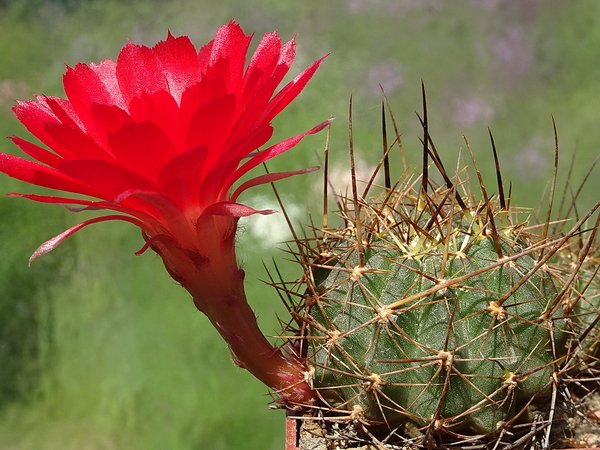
<box><xmin>286</xmin><ymin>93</ymin><xmax>600</xmax><ymax>444</ymax></box>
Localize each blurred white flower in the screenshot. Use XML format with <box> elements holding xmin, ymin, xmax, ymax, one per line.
<box><xmin>241</xmin><ymin>195</ymin><xmax>303</xmax><ymax>249</ymax></box>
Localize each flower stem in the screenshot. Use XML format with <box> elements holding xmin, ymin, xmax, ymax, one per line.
<box><xmin>154</xmin><ymin>215</ymin><xmax>315</xmax><ymax>405</ymax></box>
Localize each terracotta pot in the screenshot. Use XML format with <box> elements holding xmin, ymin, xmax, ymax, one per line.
<box><xmin>285</xmin><ymin>411</ymin><xmax>330</xmax><ymax>450</ymax></box>
<box><xmin>285</xmin><ymin>411</ymin><xmax>299</xmax><ymax>450</ymax></box>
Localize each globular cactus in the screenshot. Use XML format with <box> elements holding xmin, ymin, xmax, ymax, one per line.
<box><xmin>287</xmin><ymin>95</ymin><xmax>600</xmax><ymax>443</ymax></box>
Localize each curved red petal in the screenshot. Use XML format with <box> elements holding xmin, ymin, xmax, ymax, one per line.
<box><xmin>13</xmin><ymin>99</ymin><xmax>65</xmax><ymax>155</ymax></box>
<box><xmin>59</xmin><ymin>159</ymin><xmax>159</xmax><ymax>203</ymax></box>
<box><xmin>64</xmin><ymin>61</ymin><xmax>118</xmax><ymax>107</ymax></box>
<box><xmin>231</xmin><ymin>166</ymin><xmax>319</xmax><ymax>202</ymax></box>
<box><xmin>206</xmin><ymin>20</ymin><xmax>252</xmax><ymax>92</ymax></box>
<box><xmin>0</xmin><ymin>153</ymin><xmax>103</xmax><ymax>197</ymax></box>
<box><xmin>259</xmin><ymin>54</ymin><xmax>329</xmax><ymax>124</ymax></box>
<box><xmin>29</xmin><ymin>215</ymin><xmax>146</xmax><ymax>265</ymax></box>
<box><xmin>158</xmin><ymin>145</ymin><xmax>209</xmax><ymax>210</ymax></box>
<box><xmin>114</xmin><ymin>189</ymin><xmax>195</xmax><ymax>246</ymax></box>
<box><xmin>185</xmin><ymin>93</ymin><xmax>236</xmax><ymax>158</ymax></box>
<box><xmin>152</xmin><ymin>34</ymin><xmax>201</xmax><ymax>104</ymax></box>
<box><xmin>9</xmin><ymin>193</ymin><xmax>165</xmax><ymax>226</ymax></box>
<box><xmin>230</xmin><ymin>39</ymin><xmax>296</xmax><ymax>141</ymax></box>
<box><xmin>107</xmin><ymin>120</ymin><xmax>176</xmax><ymax>180</ymax></box>
<box><xmin>88</xmin><ymin>103</ymin><xmax>135</xmax><ymax>147</ymax></box>
<box><xmin>240</xmin><ymin>32</ymin><xmax>286</xmax><ymax>105</ymax></box>
<box><xmin>42</xmin><ymin>96</ymin><xmax>85</xmax><ymax>131</ymax></box>
<box><xmin>63</xmin><ymin>60</ymin><xmax>125</xmax><ymax>131</ymax></box>
<box><xmin>116</xmin><ymin>42</ymin><xmax>167</xmax><ymax>105</ymax></box>
<box><xmin>194</xmin><ymin>126</ymin><xmax>272</xmax><ymax>205</ymax></box>
<box><xmin>10</xmin><ymin>137</ymin><xmax>63</xmax><ymax>168</ymax></box>
<box><xmin>14</xmin><ymin>96</ymin><xmax>111</xmax><ymax>162</ymax></box>
<box><xmin>196</xmin><ymin>163</ymin><xmax>235</xmax><ymax>209</ymax></box>
<box><xmin>44</xmin><ymin>122</ymin><xmax>109</xmax><ymax>160</ymax></box>
<box><xmin>231</xmin><ymin>119</ymin><xmax>332</xmax><ymax>184</ymax></box>
<box><xmin>89</xmin><ymin>59</ymin><xmax>123</xmax><ymax>106</ymax></box>
<box><xmin>220</xmin><ymin>123</ymin><xmax>274</xmax><ymax>169</ymax></box>
<box><xmin>179</xmin><ymin>76</ymin><xmax>227</xmax><ymax>128</ymax></box>
<box><xmin>229</xmin><ymin>74</ymin><xmax>284</xmax><ymax>142</ymax></box>
<box><xmin>127</xmin><ymin>90</ymin><xmax>185</xmax><ymax>152</ymax></box>
<box><xmin>201</xmin><ymin>201</ymin><xmax>275</xmax><ymax>218</ymax></box>
<box><xmin>8</xmin><ymin>193</ymin><xmax>102</xmax><ymax>206</ymax></box>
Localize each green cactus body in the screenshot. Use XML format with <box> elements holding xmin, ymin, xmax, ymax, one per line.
<box><xmin>304</xmin><ymin>187</ymin><xmax>568</xmax><ymax>435</ymax></box>
<box><xmin>288</xmin><ymin>96</ymin><xmax>600</xmax><ymax>445</ymax></box>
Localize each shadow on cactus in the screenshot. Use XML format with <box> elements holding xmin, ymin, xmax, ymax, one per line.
<box><xmin>277</xmin><ymin>86</ymin><xmax>600</xmax><ymax>448</ymax></box>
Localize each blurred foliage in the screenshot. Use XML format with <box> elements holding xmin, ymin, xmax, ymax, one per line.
<box><xmin>0</xmin><ymin>199</ymin><xmax>72</xmax><ymax>407</ymax></box>
<box><xmin>0</xmin><ymin>0</ymin><xmax>599</xmax><ymax>449</ymax></box>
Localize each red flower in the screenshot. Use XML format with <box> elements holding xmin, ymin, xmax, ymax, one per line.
<box><xmin>1</xmin><ymin>19</ymin><xmax>329</xmax><ymax>261</ymax></box>
<box><xmin>1</xmin><ymin>20</ymin><xmax>328</xmax><ymax>404</ymax></box>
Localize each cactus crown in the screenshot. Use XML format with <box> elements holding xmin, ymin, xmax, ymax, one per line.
<box><xmin>277</xmin><ymin>90</ymin><xmax>600</xmax><ymax>447</ymax></box>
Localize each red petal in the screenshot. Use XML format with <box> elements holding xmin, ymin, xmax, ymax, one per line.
<box><xmin>64</xmin><ymin>61</ymin><xmax>119</xmax><ymax>105</ymax></box>
<box><xmin>194</xmin><ymin>126</ymin><xmax>272</xmax><ymax>205</ymax></box>
<box><xmin>59</xmin><ymin>159</ymin><xmax>159</xmax><ymax>203</ymax></box>
<box><xmin>116</xmin><ymin>42</ymin><xmax>167</xmax><ymax>105</ymax></box>
<box><xmin>9</xmin><ymin>193</ymin><xmax>164</xmax><ymax>226</ymax></box>
<box><xmin>14</xmin><ymin>96</ymin><xmax>111</xmax><ymax>161</ymax></box>
<box><xmin>9</xmin><ymin>193</ymin><xmax>115</xmax><ymax>212</ymax></box>
<box><xmin>13</xmin><ymin>99</ymin><xmax>66</xmax><ymax>156</ymax></box>
<box><xmin>127</xmin><ymin>90</ymin><xmax>185</xmax><ymax>152</ymax></box>
<box><xmin>240</xmin><ymin>32</ymin><xmax>286</xmax><ymax>106</ymax></box>
<box><xmin>152</xmin><ymin>33</ymin><xmax>202</xmax><ymax>104</ymax></box>
<box><xmin>29</xmin><ymin>215</ymin><xmax>146</xmax><ymax>265</ymax></box>
<box><xmin>107</xmin><ymin>121</ymin><xmax>176</xmax><ymax>180</ymax></box>
<box><xmin>201</xmin><ymin>201</ymin><xmax>275</xmax><ymax>218</ymax></box>
<box><xmin>231</xmin><ymin>119</ymin><xmax>332</xmax><ymax>184</ymax></box>
<box><xmin>259</xmin><ymin>54</ymin><xmax>329</xmax><ymax>124</ymax></box>
<box><xmin>10</xmin><ymin>137</ymin><xmax>63</xmax><ymax>168</ymax></box>
<box><xmin>205</xmin><ymin>20</ymin><xmax>252</xmax><ymax>92</ymax></box>
<box><xmin>89</xmin><ymin>59</ymin><xmax>123</xmax><ymax>106</ymax></box>
<box><xmin>158</xmin><ymin>145</ymin><xmax>209</xmax><ymax>210</ymax></box>
<box><xmin>231</xmin><ymin>166</ymin><xmax>319</xmax><ymax>202</ymax></box>
<box><xmin>197</xmin><ymin>38</ymin><xmax>212</xmax><ymax>70</ymax></box>
<box><xmin>8</xmin><ymin>193</ymin><xmax>101</xmax><ymax>206</ymax></box>
<box><xmin>88</xmin><ymin>103</ymin><xmax>135</xmax><ymax>147</ymax></box>
<box><xmin>63</xmin><ymin>60</ymin><xmax>125</xmax><ymax>127</ymax></box>
<box><xmin>0</xmin><ymin>152</ymin><xmax>103</xmax><ymax>197</ymax></box>
<box><xmin>230</xmin><ymin>39</ymin><xmax>296</xmax><ymax>141</ymax></box>
<box><xmin>179</xmin><ymin>76</ymin><xmax>227</xmax><ymax>127</ymax></box>
<box><xmin>218</xmin><ymin>123</ymin><xmax>274</xmax><ymax>169</ymax></box>
<box><xmin>42</xmin><ymin>96</ymin><xmax>85</xmax><ymax>131</ymax></box>
<box><xmin>228</xmin><ymin>74</ymin><xmax>283</xmax><ymax>142</ymax></box>
<box><xmin>185</xmin><ymin>93</ymin><xmax>236</xmax><ymax>159</ymax></box>
<box><xmin>196</xmin><ymin>163</ymin><xmax>235</xmax><ymax>209</ymax></box>
<box><xmin>114</xmin><ymin>189</ymin><xmax>195</xmax><ymax>245</ymax></box>
<box><xmin>44</xmin><ymin>122</ymin><xmax>109</xmax><ymax>160</ymax></box>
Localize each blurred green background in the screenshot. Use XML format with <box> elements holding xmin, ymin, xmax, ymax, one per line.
<box><xmin>0</xmin><ymin>0</ymin><xmax>599</xmax><ymax>448</ymax></box>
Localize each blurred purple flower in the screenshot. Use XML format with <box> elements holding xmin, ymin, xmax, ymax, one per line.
<box><xmin>453</xmin><ymin>96</ymin><xmax>495</xmax><ymax>128</ymax></box>
<box><xmin>368</xmin><ymin>59</ymin><xmax>404</xmax><ymax>97</ymax></box>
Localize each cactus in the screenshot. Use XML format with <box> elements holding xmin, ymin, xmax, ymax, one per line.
<box><xmin>286</xmin><ymin>92</ymin><xmax>600</xmax><ymax>443</ymax></box>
